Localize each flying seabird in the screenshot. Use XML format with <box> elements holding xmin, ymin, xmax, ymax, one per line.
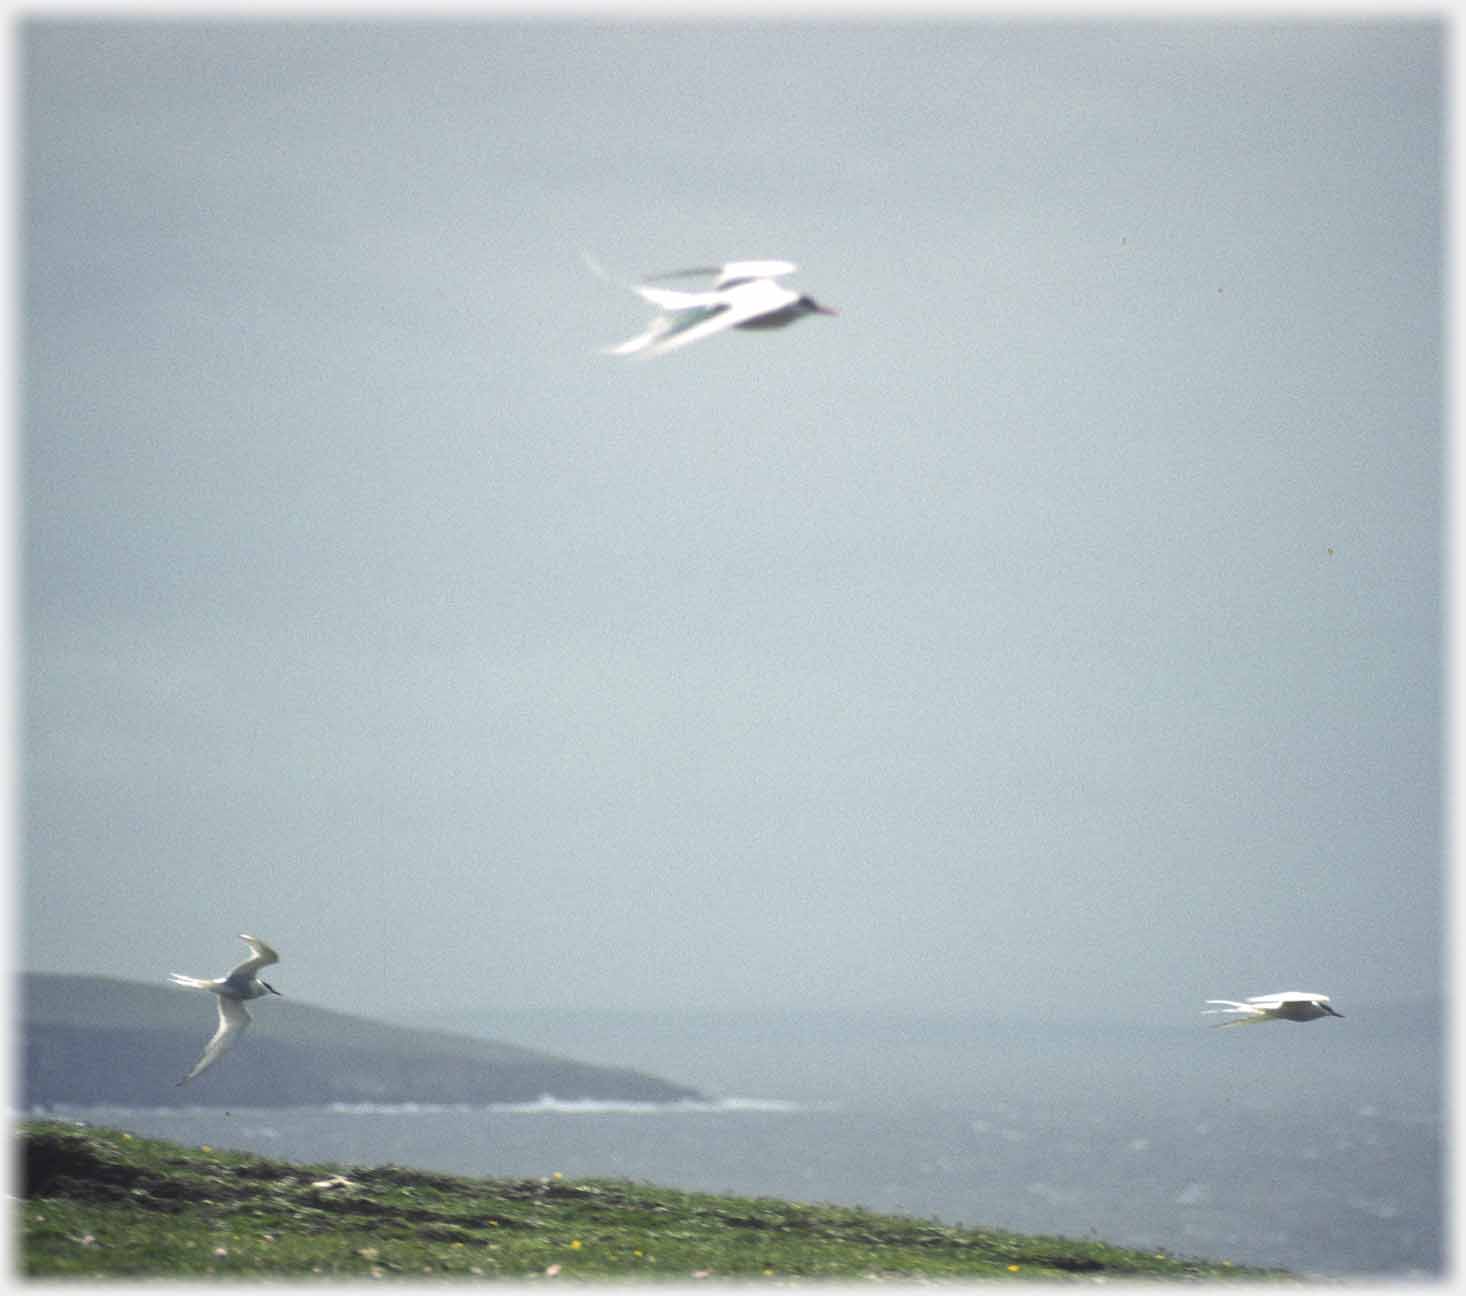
<box><xmin>597</xmin><ymin>257</ymin><xmax>837</xmax><ymax>358</ymax></box>
<box><xmin>170</xmin><ymin>933</ymin><xmax>283</xmax><ymax>1083</ymax></box>
<box><xmin>1202</xmin><ymin>991</ymin><xmax>1344</xmax><ymax>1027</ymax></box>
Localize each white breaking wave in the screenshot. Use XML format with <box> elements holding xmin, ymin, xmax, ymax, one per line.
<box><xmin>324</xmin><ymin>1096</ymin><xmax>806</xmax><ymax>1116</ymax></box>
<box><xmin>26</xmin><ymin>1096</ymin><xmax>811</xmax><ymax>1119</ymax></box>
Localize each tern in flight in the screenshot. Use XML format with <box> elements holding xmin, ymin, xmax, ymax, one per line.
<box><xmin>1202</xmin><ymin>991</ymin><xmax>1344</xmax><ymax>1027</ymax></box>
<box><xmin>594</xmin><ymin>257</ymin><xmax>837</xmax><ymax>357</ymax></box>
<box><xmin>170</xmin><ymin>934</ymin><xmax>283</xmax><ymax>1084</ymax></box>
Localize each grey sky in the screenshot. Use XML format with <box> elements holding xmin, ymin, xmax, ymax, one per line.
<box><xmin>23</xmin><ymin>19</ymin><xmax>1442</xmax><ymax>1022</ymax></box>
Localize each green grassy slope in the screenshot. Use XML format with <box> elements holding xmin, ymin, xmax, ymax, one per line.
<box><xmin>16</xmin><ymin>1120</ymin><xmax>1291</xmax><ymax>1282</ymax></box>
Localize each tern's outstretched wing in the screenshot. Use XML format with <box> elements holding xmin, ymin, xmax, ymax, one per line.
<box><xmin>1202</xmin><ymin>998</ymin><xmax>1279</xmax><ymax>1028</ymax></box>
<box><xmin>178</xmin><ymin>996</ymin><xmax>252</xmax><ymax>1084</ymax></box>
<box><xmin>605</xmin><ymin>303</ymin><xmax>728</xmax><ymax>356</ymax></box>
<box><xmin>712</xmin><ymin>260</ymin><xmax>797</xmax><ymax>288</ymax></box>
<box><xmin>228</xmin><ymin>934</ymin><xmax>280</xmax><ymax>980</ymax></box>
<box><xmin>611</xmin><ymin>281</ymin><xmax>800</xmax><ymax>358</ymax></box>
<box><xmin>603</xmin><ymin>284</ymin><xmax>728</xmax><ymax>356</ymax></box>
<box><xmin>631</xmin><ymin>284</ymin><xmax>728</xmax><ymax>311</ymax></box>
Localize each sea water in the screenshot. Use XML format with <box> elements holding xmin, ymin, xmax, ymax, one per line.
<box><xmin>31</xmin><ymin>1009</ymin><xmax>1445</xmax><ymax>1278</ymax></box>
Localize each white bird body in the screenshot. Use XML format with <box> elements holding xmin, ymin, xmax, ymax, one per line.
<box><xmin>170</xmin><ymin>934</ymin><xmax>282</xmax><ymax>1084</ymax></box>
<box><xmin>1202</xmin><ymin>991</ymin><xmax>1344</xmax><ymax>1027</ymax></box>
<box><xmin>599</xmin><ymin>258</ymin><xmax>836</xmax><ymax>357</ymax></box>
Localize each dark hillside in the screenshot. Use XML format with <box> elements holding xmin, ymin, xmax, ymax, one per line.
<box><xmin>22</xmin><ymin>974</ymin><xmax>700</xmax><ymax>1108</ymax></box>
